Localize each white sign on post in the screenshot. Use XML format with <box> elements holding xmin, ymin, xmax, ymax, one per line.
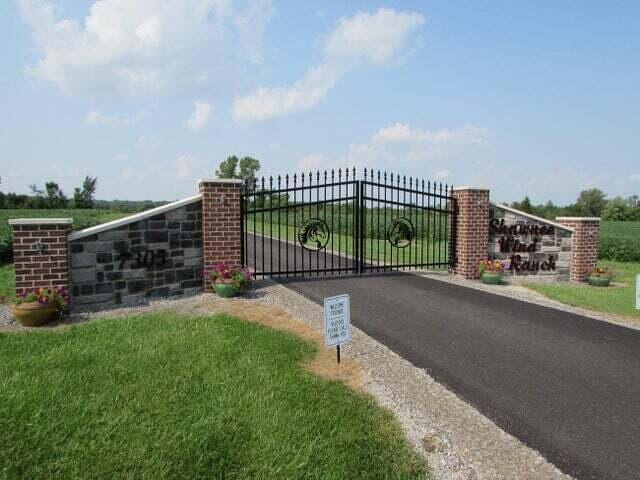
<box><xmin>324</xmin><ymin>294</ymin><xmax>351</xmax><ymax>348</ymax></box>
<box><xmin>636</xmin><ymin>275</ymin><xmax>640</xmax><ymax>310</ymax></box>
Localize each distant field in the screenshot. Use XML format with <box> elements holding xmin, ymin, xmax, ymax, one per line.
<box><xmin>0</xmin><ymin>209</ymin><xmax>133</xmax><ymax>262</ymax></box>
<box><xmin>599</xmin><ymin>221</ymin><xmax>640</xmax><ymax>262</ymax></box>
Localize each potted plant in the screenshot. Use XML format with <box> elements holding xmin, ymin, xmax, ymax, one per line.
<box><xmin>12</xmin><ymin>287</ymin><xmax>70</xmax><ymax>327</ymax></box>
<box><xmin>210</xmin><ymin>263</ymin><xmax>254</xmax><ymax>298</ymax></box>
<box><xmin>478</xmin><ymin>259</ymin><xmax>506</xmax><ymax>285</ymax></box>
<box><xmin>587</xmin><ymin>267</ymin><xmax>612</xmax><ymax>287</ymax></box>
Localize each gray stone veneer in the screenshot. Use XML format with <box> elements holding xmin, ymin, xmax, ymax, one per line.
<box><xmin>489</xmin><ymin>205</ymin><xmax>572</xmax><ymax>282</ymax></box>
<box><xmin>69</xmin><ymin>201</ymin><xmax>203</xmax><ymax>309</ymax></box>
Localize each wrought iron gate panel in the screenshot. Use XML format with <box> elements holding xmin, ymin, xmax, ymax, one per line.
<box><xmin>359</xmin><ymin>169</ymin><xmax>456</xmax><ymax>273</ymax></box>
<box><xmin>242</xmin><ymin>168</ymin><xmax>359</xmax><ymax>278</ymax></box>
<box><xmin>241</xmin><ymin>169</ymin><xmax>456</xmax><ymax>278</ymax></box>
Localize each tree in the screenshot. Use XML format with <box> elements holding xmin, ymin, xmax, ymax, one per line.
<box><xmin>215</xmin><ymin>155</ymin><xmax>261</xmax><ymax>185</ymax></box>
<box><xmin>602</xmin><ymin>197</ymin><xmax>630</xmax><ymax>221</ymax></box>
<box><xmin>44</xmin><ymin>182</ymin><xmax>68</xmax><ymax>209</ymax></box>
<box><xmin>575</xmin><ymin>188</ymin><xmax>607</xmax><ymax>217</ymax></box>
<box><xmin>73</xmin><ymin>176</ymin><xmax>98</xmax><ymax>208</ymax></box>
<box><xmin>215</xmin><ymin>156</ymin><xmax>239</xmax><ymax>178</ymax></box>
<box><xmin>238</xmin><ymin>156</ymin><xmax>261</xmax><ymax>184</ymax></box>
<box><xmin>628</xmin><ymin>194</ymin><xmax>639</xmax><ymax>209</ymax></box>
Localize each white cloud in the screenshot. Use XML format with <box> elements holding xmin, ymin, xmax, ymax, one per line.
<box><xmin>373</xmin><ymin>123</ymin><xmax>490</xmax><ymax>146</ymax></box>
<box><xmin>186</xmin><ymin>100</ymin><xmax>213</xmax><ymax>130</ymax></box>
<box><xmin>233</xmin><ymin>8</ymin><xmax>424</xmax><ymax>122</ymax></box>
<box><xmin>18</xmin><ymin>0</ymin><xmax>273</xmax><ymax>96</ymax></box>
<box><xmin>323</xmin><ymin>9</ymin><xmax>425</xmax><ymax>66</ymax></box>
<box><xmin>176</xmin><ymin>154</ymin><xmax>194</xmax><ymax>179</ymax></box>
<box><xmin>309</xmin><ymin>122</ymin><xmax>493</xmax><ymax>181</ymax></box>
<box><xmin>297</xmin><ymin>154</ymin><xmax>324</xmax><ymax>171</ymax></box>
<box><xmin>86</xmin><ymin>110</ymin><xmax>147</xmax><ymax>127</ymax></box>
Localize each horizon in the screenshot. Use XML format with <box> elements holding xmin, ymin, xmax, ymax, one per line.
<box><xmin>1</xmin><ymin>1</ymin><xmax>639</xmax><ymax>205</ymax></box>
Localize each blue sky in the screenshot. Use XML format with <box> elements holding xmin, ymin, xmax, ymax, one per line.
<box><xmin>1</xmin><ymin>0</ymin><xmax>638</xmax><ymax>204</ymax></box>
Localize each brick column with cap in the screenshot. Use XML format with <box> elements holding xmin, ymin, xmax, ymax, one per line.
<box><xmin>556</xmin><ymin>217</ymin><xmax>600</xmax><ymax>282</ymax></box>
<box><xmin>198</xmin><ymin>179</ymin><xmax>243</xmax><ymax>292</ymax></box>
<box><xmin>9</xmin><ymin>218</ymin><xmax>72</xmax><ymax>295</ymax></box>
<box><xmin>452</xmin><ymin>187</ymin><xmax>491</xmax><ymax>279</ymax></box>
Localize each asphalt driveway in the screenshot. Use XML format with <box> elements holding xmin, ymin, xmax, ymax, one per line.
<box><xmin>278</xmin><ymin>273</ymin><xmax>640</xmax><ymax>480</ymax></box>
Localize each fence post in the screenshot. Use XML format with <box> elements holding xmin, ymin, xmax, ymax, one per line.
<box><xmin>555</xmin><ymin>217</ymin><xmax>600</xmax><ymax>282</ymax></box>
<box><xmin>198</xmin><ymin>179</ymin><xmax>243</xmax><ymax>292</ymax></box>
<box><xmin>451</xmin><ymin>187</ymin><xmax>491</xmax><ymax>279</ymax></box>
<box><xmin>9</xmin><ymin>218</ymin><xmax>72</xmax><ymax>296</ymax></box>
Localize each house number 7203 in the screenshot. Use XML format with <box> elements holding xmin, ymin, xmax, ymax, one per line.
<box><xmin>117</xmin><ymin>250</ymin><xmax>167</xmax><ymax>270</ymax></box>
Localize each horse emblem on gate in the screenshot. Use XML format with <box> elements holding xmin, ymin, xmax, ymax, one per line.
<box><xmin>387</xmin><ymin>217</ymin><xmax>415</xmax><ymax>248</ymax></box>
<box><xmin>297</xmin><ymin>218</ymin><xmax>330</xmax><ymax>251</ymax></box>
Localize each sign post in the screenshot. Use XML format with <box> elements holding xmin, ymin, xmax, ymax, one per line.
<box><xmin>324</xmin><ymin>294</ymin><xmax>351</xmax><ymax>364</ymax></box>
<box><xmin>636</xmin><ymin>275</ymin><xmax>640</xmax><ymax>310</ymax></box>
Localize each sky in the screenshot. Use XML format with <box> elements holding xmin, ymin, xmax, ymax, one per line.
<box><xmin>0</xmin><ymin>0</ymin><xmax>638</xmax><ymax>204</ymax></box>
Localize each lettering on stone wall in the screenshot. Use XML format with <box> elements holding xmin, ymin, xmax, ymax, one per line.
<box><xmin>489</xmin><ymin>218</ymin><xmax>557</xmax><ymax>272</ymax></box>
<box><xmin>117</xmin><ymin>250</ymin><xmax>167</xmax><ymax>270</ymax></box>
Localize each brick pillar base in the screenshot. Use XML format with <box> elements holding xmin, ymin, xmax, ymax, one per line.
<box><xmin>556</xmin><ymin>217</ymin><xmax>600</xmax><ymax>282</ymax></box>
<box><xmin>9</xmin><ymin>218</ymin><xmax>72</xmax><ymax>295</ymax></box>
<box><xmin>452</xmin><ymin>187</ymin><xmax>491</xmax><ymax>279</ymax></box>
<box><xmin>198</xmin><ymin>179</ymin><xmax>243</xmax><ymax>292</ymax></box>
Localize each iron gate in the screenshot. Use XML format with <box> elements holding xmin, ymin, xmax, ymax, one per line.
<box><xmin>241</xmin><ymin>168</ymin><xmax>456</xmax><ymax>278</ymax></box>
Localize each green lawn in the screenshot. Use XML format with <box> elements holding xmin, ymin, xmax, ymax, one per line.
<box><xmin>0</xmin><ymin>263</ymin><xmax>14</xmax><ymax>302</ymax></box>
<box><xmin>525</xmin><ymin>260</ymin><xmax>640</xmax><ymax>319</ymax></box>
<box><xmin>247</xmin><ymin>221</ymin><xmax>449</xmax><ymax>267</ymax></box>
<box><xmin>0</xmin><ymin>312</ymin><xmax>427</xmax><ymax>479</ymax></box>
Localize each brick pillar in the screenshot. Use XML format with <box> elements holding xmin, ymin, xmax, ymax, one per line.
<box><xmin>198</xmin><ymin>179</ymin><xmax>243</xmax><ymax>291</ymax></box>
<box><xmin>556</xmin><ymin>217</ymin><xmax>600</xmax><ymax>282</ymax></box>
<box><xmin>9</xmin><ymin>219</ymin><xmax>72</xmax><ymax>295</ymax></box>
<box><xmin>452</xmin><ymin>187</ymin><xmax>491</xmax><ymax>279</ymax></box>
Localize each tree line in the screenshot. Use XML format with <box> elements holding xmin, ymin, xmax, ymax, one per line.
<box><xmin>506</xmin><ymin>189</ymin><xmax>640</xmax><ymax>221</ymax></box>
<box><xmin>0</xmin><ymin>176</ymin><xmax>98</xmax><ymax>209</ymax></box>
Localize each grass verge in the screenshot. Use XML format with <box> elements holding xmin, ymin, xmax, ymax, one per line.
<box><xmin>0</xmin><ymin>263</ymin><xmax>15</xmax><ymax>303</ymax></box>
<box><xmin>525</xmin><ymin>260</ymin><xmax>640</xmax><ymax>319</ymax></box>
<box><xmin>0</xmin><ymin>311</ymin><xmax>427</xmax><ymax>479</ymax></box>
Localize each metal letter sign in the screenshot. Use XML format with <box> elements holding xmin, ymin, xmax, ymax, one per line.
<box><xmin>324</xmin><ymin>294</ymin><xmax>351</xmax><ymax>363</ymax></box>
<box><xmin>636</xmin><ymin>275</ymin><xmax>640</xmax><ymax>310</ymax></box>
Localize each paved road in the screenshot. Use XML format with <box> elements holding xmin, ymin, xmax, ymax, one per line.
<box><xmin>277</xmin><ymin>273</ymin><xmax>640</xmax><ymax>480</ymax></box>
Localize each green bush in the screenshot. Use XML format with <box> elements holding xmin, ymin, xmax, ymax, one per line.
<box><xmin>598</xmin><ymin>221</ymin><xmax>640</xmax><ymax>262</ymax></box>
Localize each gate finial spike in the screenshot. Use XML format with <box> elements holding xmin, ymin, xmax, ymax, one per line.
<box><xmin>338</xmin><ymin>168</ymin><xmax>342</xmax><ymax>181</ymax></box>
<box><xmin>364</xmin><ymin>169</ymin><xmax>367</xmax><ymax>180</ymax></box>
<box><xmin>346</xmin><ymin>168</ymin><xmax>349</xmax><ymax>180</ymax></box>
<box><xmin>377</xmin><ymin>170</ymin><xmax>381</xmax><ymax>181</ymax></box>
<box><xmin>331</xmin><ymin>169</ymin><xmax>335</xmax><ymax>180</ymax></box>
<box><xmin>421</xmin><ymin>179</ymin><xmax>425</xmax><ymax>191</ymax></box>
<box><xmin>352</xmin><ymin>166</ymin><xmax>356</xmax><ymax>179</ymax></box>
<box><xmin>277</xmin><ymin>175</ymin><xmax>281</xmax><ymax>187</ymax></box>
<box><xmin>324</xmin><ymin>170</ymin><xmax>327</xmax><ymax>181</ymax></box>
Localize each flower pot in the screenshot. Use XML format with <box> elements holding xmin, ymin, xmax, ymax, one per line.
<box><xmin>214</xmin><ymin>281</ymin><xmax>240</xmax><ymax>298</ymax></box>
<box><xmin>12</xmin><ymin>301</ymin><xmax>57</xmax><ymax>327</ymax></box>
<box><xmin>480</xmin><ymin>272</ymin><xmax>503</xmax><ymax>285</ymax></box>
<box><xmin>587</xmin><ymin>276</ymin><xmax>611</xmax><ymax>287</ymax></box>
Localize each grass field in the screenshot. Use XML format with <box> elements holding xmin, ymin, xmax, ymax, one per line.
<box><xmin>247</xmin><ymin>221</ymin><xmax>450</xmax><ymax>267</ymax></box>
<box><xmin>599</xmin><ymin>221</ymin><xmax>640</xmax><ymax>262</ymax></box>
<box><xmin>0</xmin><ymin>312</ymin><xmax>427</xmax><ymax>479</ymax></box>
<box><xmin>525</xmin><ymin>260</ymin><xmax>640</xmax><ymax>319</ymax></box>
<box><xmin>0</xmin><ymin>263</ymin><xmax>14</xmax><ymax>302</ymax></box>
<box><xmin>0</xmin><ymin>209</ymin><xmax>135</xmax><ymax>258</ymax></box>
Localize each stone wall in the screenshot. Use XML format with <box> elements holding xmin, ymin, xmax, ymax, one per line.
<box><xmin>489</xmin><ymin>205</ymin><xmax>572</xmax><ymax>282</ymax></box>
<box><xmin>69</xmin><ymin>200</ymin><xmax>203</xmax><ymax>309</ymax></box>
